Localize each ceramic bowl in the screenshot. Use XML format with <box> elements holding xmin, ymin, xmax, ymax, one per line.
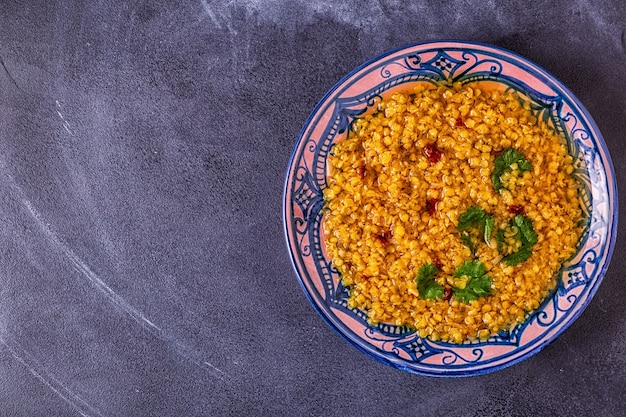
<box><xmin>283</xmin><ymin>40</ymin><xmax>617</xmax><ymax>376</ymax></box>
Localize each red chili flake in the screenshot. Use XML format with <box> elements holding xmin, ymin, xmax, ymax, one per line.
<box><xmin>376</xmin><ymin>230</ymin><xmax>392</xmax><ymax>245</ymax></box>
<box><xmin>443</xmin><ymin>287</ymin><xmax>453</xmax><ymax>301</ymax></box>
<box><xmin>356</xmin><ymin>166</ymin><xmax>366</xmax><ymax>179</ymax></box>
<box><xmin>433</xmin><ymin>257</ymin><xmax>443</xmax><ymax>270</ymax></box>
<box><xmin>508</xmin><ymin>204</ymin><xmax>525</xmax><ymax>215</ymax></box>
<box><xmin>492</xmin><ymin>148</ymin><xmax>504</xmax><ymax>157</ymax></box>
<box><xmin>455</xmin><ymin>117</ymin><xmax>466</xmax><ymax>127</ymax></box>
<box><xmin>423</xmin><ymin>143</ymin><xmax>442</xmax><ymax>163</ymax></box>
<box><xmin>426</xmin><ymin>198</ymin><xmax>440</xmax><ymax>215</ymax></box>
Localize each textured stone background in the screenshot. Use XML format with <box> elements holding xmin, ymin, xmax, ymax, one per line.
<box><xmin>0</xmin><ymin>1</ymin><xmax>624</xmax><ymax>416</ymax></box>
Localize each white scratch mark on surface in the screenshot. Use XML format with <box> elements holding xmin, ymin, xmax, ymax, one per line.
<box><xmin>200</xmin><ymin>0</ymin><xmax>237</xmax><ymax>35</ymax></box>
<box><xmin>55</xmin><ymin>100</ymin><xmax>74</xmax><ymax>135</ymax></box>
<box><xmin>0</xmin><ymin>336</ymin><xmax>103</xmax><ymax>417</ymax></box>
<box><xmin>200</xmin><ymin>0</ymin><xmax>222</xmax><ymax>29</ymax></box>
<box><xmin>204</xmin><ymin>361</ymin><xmax>226</xmax><ymax>376</ymax></box>
<box><xmin>573</xmin><ymin>0</ymin><xmax>623</xmax><ymax>50</ymax></box>
<box><xmin>14</xmin><ymin>186</ymin><xmax>230</xmax><ymax>381</ymax></box>
<box><xmin>21</xmin><ymin>197</ymin><xmax>162</xmax><ymax>334</ymax></box>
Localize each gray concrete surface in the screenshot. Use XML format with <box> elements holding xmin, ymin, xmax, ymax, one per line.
<box><xmin>0</xmin><ymin>1</ymin><xmax>624</xmax><ymax>416</ymax></box>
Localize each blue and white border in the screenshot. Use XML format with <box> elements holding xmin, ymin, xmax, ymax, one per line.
<box><xmin>283</xmin><ymin>41</ymin><xmax>617</xmax><ymax>376</ymax></box>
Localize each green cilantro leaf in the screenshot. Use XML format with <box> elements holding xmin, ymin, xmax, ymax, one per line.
<box><xmin>484</xmin><ymin>215</ymin><xmax>495</xmax><ymax>244</ymax></box>
<box><xmin>422</xmin><ymin>280</ymin><xmax>445</xmax><ymax>300</ymax></box>
<box><xmin>453</xmin><ymin>287</ymin><xmax>478</xmax><ymax>303</ymax></box>
<box><xmin>467</xmin><ymin>274</ymin><xmax>493</xmax><ymax>297</ymax></box>
<box><xmin>498</xmin><ymin>215</ymin><xmax>537</xmax><ymax>266</ymax></box>
<box><xmin>452</xmin><ymin>260</ymin><xmax>493</xmax><ymax>303</ymax></box>
<box><xmin>457</xmin><ymin>206</ymin><xmax>486</xmax><ymax>232</ymax></box>
<box><xmin>415</xmin><ymin>263</ymin><xmax>443</xmax><ymax>300</ymax></box>
<box><xmin>454</xmin><ymin>259</ymin><xmax>486</xmax><ymax>278</ymax></box>
<box><xmin>460</xmin><ymin>232</ymin><xmax>476</xmax><ymax>255</ymax></box>
<box><xmin>495</xmin><ymin>228</ymin><xmax>505</xmax><ymax>253</ymax></box>
<box><xmin>500</xmin><ymin>148</ymin><xmax>531</xmax><ymax>170</ymax></box>
<box><xmin>457</xmin><ymin>207</ymin><xmax>495</xmax><ymax>252</ymax></box>
<box><xmin>502</xmin><ymin>245</ymin><xmax>533</xmax><ymax>266</ymax></box>
<box><xmin>513</xmin><ymin>214</ymin><xmax>538</xmax><ymax>246</ymax></box>
<box><xmin>416</xmin><ymin>263</ymin><xmax>438</xmax><ymax>282</ymax></box>
<box><xmin>518</xmin><ymin>159</ymin><xmax>532</xmax><ymax>171</ymax></box>
<box><xmin>492</xmin><ymin>148</ymin><xmax>532</xmax><ymax>191</ymax></box>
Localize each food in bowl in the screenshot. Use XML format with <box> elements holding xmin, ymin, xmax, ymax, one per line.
<box><xmin>323</xmin><ymin>82</ymin><xmax>584</xmax><ymax>343</ymax></box>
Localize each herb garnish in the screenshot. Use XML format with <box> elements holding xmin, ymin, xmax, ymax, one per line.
<box><xmin>415</xmin><ymin>260</ymin><xmax>493</xmax><ymax>303</ymax></box>
<box><xmin>501</xmin><ymin>245</ymin><xmax>533</xmax><ymax>266</ymax></box>
<box><xmin>483</xmin><ymin>215</ymin><xmax>495</xmax><ymax>247</ymax></box>
<box><xmin>460</xmin><ymin>234</ymin><xmax>476</xmax><ymax>254</ymax></box>
<box><xmin>498</xmin><ymin>214</ymin><xmax>538</xmax><ymax>266</ymax></box>
<box><xmin>415</xmin><ymin>263</ymin><xmax>444</xmax><ymax>300</ymax></box>
<box><xmin>457</xmin><ymin>206</ymin><xmax>495</xmax><ymax>253</ymax></box>
<box><xmin>452</xmin><ymin>260</ymin><xmax>493</xmax><ymax>303</ymax></box>
<box><xmin>492</xmin><ymin>148</ymin><xmax>532</xmax><ymax>191</ymax></box>
<box><xmin>513</xmin><ymin>214</ymin><xmax>538</xmax><ymax>246</ymax></box>
<box><xmin>495</xmin><ymin>228</ymin><xmax>506</xmax><ymax>253</ymax></box>
<box><xmin>459</xmin><ymin>206</ymin><xmax>537</xmax><ymax>265</ymax></box>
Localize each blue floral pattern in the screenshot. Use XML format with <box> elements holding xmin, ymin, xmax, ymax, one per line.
<box><xmin>284</xmin><ymin>42</ymin><xmax>616</xmax><ymax>376</ymax></box>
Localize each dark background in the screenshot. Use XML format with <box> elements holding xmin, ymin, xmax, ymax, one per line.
<box><xmin>0</xmin><ymin>1</ymin><xmax>624</xmax><ymax>416</ymax></box>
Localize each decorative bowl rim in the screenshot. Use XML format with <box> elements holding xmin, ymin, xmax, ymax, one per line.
<box><xmin>283</xmin><ymin>40</ymin><xmax>618</xmax><ymax>376</ymax></box>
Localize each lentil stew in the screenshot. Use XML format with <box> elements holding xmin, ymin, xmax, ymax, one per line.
<box><xmin>323</xmin><ymin>83</ymin><xmax>584</xmax><ymax>344</ymax></box>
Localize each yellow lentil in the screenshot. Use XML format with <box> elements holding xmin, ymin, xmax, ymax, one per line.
<box><xmin>323</xmin><ymin>83</ymin><xmax>584</xmax><ymax>343</ymax></box>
